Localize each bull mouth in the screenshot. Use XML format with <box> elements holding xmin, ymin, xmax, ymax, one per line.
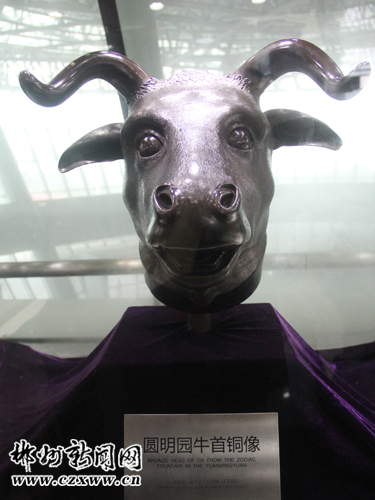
<box><xmin>158</xmin><ymin>245</ymin><xmax>239</xmax><ymax>276</ymax></box>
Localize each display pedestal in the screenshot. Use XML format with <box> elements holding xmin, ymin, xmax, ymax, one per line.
<box><xmin>0</xmin><ymin>304</ymin><xmax>374</xmax><ymax>499</ymax></box>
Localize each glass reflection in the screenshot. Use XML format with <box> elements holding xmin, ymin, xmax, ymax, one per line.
<box><xmin>0</xmin><ymin>0</ymin><xmax>373</xmax><ymax>354</ymax></box>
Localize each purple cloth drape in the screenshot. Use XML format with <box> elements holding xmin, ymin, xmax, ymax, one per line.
<box><xmin>0</xmin><ymin>304</ymin><xmax>374</xmax><ymax>499</ymax></box>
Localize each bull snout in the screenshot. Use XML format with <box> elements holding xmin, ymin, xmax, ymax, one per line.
<box><xmin>153</xmin><ymin>182</ymin><xmax>240</xmax><ymax>219</ymax></box>
<box><xmin>147</xmin><ymin>181</ymin><xmax>250</xmax><ymax>278</ymax></box>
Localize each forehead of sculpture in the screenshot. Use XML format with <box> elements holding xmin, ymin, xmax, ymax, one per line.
<box><xmin>129</xmin><ymin>71</ymin><xmax>260</xmax><ymax>118</ymax></box>
<box><xmin>135</xmin><ymin>69</ymin><xmax>251</xmax><ymax>95</ymax></box>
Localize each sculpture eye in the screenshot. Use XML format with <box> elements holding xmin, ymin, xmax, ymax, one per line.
<box><xmin>137</xmin><ymin>134</ymin><xmax>162</xmax><ymax>157</ymax></box>
<box><xmin>227</xmin><ymin>127</ymin><xmax>253</xmax><ymax>150</ymax></box>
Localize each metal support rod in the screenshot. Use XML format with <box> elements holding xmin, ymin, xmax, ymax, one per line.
<box><xmin>187</xmin><ymin>313</ymin><xmax>211</xmax><ymax>333</ymax></box>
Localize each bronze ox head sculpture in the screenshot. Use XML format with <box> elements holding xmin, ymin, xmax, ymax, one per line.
<box><xmin>19</xmin><ymin>39</ymin><xmax>370</xmax><ymax>313</ymax></box>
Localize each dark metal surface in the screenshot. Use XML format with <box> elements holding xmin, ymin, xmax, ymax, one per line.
<box><xmin>19</xmin><ymin>51</ymin><xmax>150</xmax><ymax>106</ymax></box>
<box><xmin>236</xmin><ymin>38</ymin><xmax>370</xmax><ymax>101</ymax></box>
<box><xmin>18</xmin><ymin>39</ymin><xmax>370</xmax><ymax>312</ymax></box>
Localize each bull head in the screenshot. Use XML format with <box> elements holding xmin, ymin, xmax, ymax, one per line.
<box><xmin>19</xmin><ymin>39</ymin><xmax>370</xmax><ymax>313</ymax></box>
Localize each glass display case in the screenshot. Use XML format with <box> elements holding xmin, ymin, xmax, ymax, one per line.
<box><xmin>0</xmin><ymin>1</ymin><xmax>374</xmax><ymax>499</ymax></box>
<box><xmin>0</xmin><ymin>0</ymin><xmax>373</xmax><ymax>356</ymax></box>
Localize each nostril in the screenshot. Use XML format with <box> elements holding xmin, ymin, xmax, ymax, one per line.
<box><xmin>219</xmin><ymin>191</ymin><xmax>235</xmax><ymax>209</ymax></box>
<box><xmin>158</xmin><ymin>192</ymin><xmax>173</xmax><ymax>210</ymax></box>
<box><xmin>214</xmin><ymin>183</ymin><xmax>240</xmax><ymax>213</ymax></box>
<box><xmin>154</xmin><ymin>184</ymin><xmax>176</xmax><ymax>214</ymax></box>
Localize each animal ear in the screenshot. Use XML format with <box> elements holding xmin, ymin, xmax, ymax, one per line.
<box><xmin>58</xmin><ymin>123</ymin><xmax>123</xmax><ymax>172</ymax></box>
<box><xmin>265</xmin><ymin>109</ymin><xmax>342</xmax><ymax>151</ymax></box>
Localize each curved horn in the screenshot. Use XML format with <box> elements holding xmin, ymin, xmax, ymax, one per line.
<box><xmin>234</xmin><ymin>39</ymin><xmax>370</xmax><ymax>101</ymax></box>
<box><xmin>19</xmin><ymin>51</ymin><xmax>153</xmax><ymax>106</ymax></box>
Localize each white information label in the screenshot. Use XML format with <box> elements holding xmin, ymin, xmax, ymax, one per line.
<box><xmin>124</xmin><ymin>413</ymin><xmax>280</xmax><ymax>500</ymax></box>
